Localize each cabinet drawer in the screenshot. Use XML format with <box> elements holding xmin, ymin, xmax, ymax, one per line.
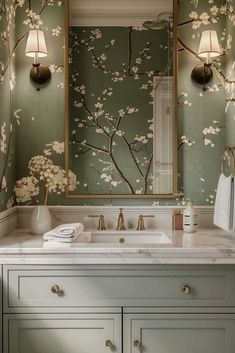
<box><xmin>3</xmin><ymin>265</ymin><xmax>235</xmax><ymax>312</ymax></box>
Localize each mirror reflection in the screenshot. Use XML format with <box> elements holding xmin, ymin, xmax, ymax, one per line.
<box><xmin>66</xmin><ymin>0</ymin><xmax>177</xmax><ymax>198</ymax></box>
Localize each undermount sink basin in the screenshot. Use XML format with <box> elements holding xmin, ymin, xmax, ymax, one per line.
<box><xmin>89</xmin><ymin>230</ymin><xmax>171</xmax><ymax>245</ymax></box>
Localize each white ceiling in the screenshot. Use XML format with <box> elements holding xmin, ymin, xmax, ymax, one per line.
<box><xmin>70</xmin><ymin>0</ymin><xmax>173</xmax><ymax>26</ymax></box>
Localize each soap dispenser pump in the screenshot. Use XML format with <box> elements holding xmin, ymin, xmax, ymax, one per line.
<box><xmin>183</xmin><ymin>199</ymin><xmax>198</xmax><ymax>233</ymax></box>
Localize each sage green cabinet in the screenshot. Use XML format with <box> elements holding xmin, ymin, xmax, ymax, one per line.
<box><xmin>123</xmin><ymin>314</ymin><xmax>235</xmax><ymax>353</ymax></box>
<box><xmin>4</xmin><ymin>313</ymin><xmax>121</xmax><ymax>353</ymax></box>
<box><xmin>3</xmin><ymin>264</ymin><xmax>235</xmax><ymax>353</ymax></box>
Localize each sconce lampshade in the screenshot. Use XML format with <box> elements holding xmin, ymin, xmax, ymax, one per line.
<box><xmin>191</xmin><ymin>30</ymin><xmax>221</xmax><ymax>89</ymax></box>
<box><xmin>25</xmin><ymin>30</ymin><xmax>48</xmax><ymax>58</ymax></box>
<box><xmin>25</xmin><ymin>30</ymin><xmax>51</xmax><ymax>86</ymax></box>
<box><xmin>198</xmin><ymin>30</ymin><xmax>221</xmax><ymax>60</ymax></box>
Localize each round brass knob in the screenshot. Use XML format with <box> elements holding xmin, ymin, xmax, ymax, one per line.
<box><xmin>51</xmin><ymin>285</ymin><xmax>60</xmax><ymax>294</ymax></box>
<box><xmin>133</xmin><ymin>340</ymin><xmax>141</xmax><ymax>348</ymax></box>
<box><xmin>105</xmin><ymin>340</ymin><xmax>113</xmax><ymax>348</ymax></box>
<box><xmin>182</xmin><ymin>285</ymin><xmax>191</xmax><ymax>294</ymax></box>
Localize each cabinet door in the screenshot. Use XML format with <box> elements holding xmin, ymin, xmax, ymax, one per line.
<box><xmin>4</xmin><ymin>313</ymin><xmax>121</xmax><ymax>353</ymax></box>
<box><xmin>123</xmin><ymin>314</ymin><xmax>235</xmax><ymax>353</ymax></box>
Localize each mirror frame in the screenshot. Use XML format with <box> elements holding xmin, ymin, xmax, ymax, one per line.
<box><xmin>64</xmin><ymin>0</ymin><xmax>179</xmax><ymax>199</ymax></box>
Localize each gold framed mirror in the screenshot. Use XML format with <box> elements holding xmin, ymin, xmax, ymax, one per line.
<box><xmin>64</xmin><ymin>0</ymin><xmax>179</xmax><ymax>199</ymax></box>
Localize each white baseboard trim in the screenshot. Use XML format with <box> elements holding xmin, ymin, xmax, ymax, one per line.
<box><xmin>16</xmin><ymin>205</ymin><xmax>215</xmax><ymax>230</ymax></box>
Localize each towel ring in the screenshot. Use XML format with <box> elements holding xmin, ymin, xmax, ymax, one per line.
<box><xmin>221</xmin><ymin>147</ymin><xmax>235</xmax><ymax>177</ymax></box>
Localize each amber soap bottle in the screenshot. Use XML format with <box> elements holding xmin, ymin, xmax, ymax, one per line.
<box><xmin>172</xmin><ymin>210</ymin><xmax>183</xmax><ymax>230</ymax></box>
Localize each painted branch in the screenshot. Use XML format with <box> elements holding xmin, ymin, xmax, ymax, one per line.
<box><xmin>127</xmin><ymin>27</ymin><xmax>133</xmax><ymax>76</ymax></box>
<box><xmin>144</xmin><ymin>154</ymin><xmax>153</xmax><ymax>194</ymax></box>
<box><xmin>109</xmin><ymin>152</ymin><xmax>135</xmax><ymax>194</ymax></box>
<box><xmin>107</xmin><ymin>113</ymin><xmax>138</xmax><ymax>194</ymax></box>
<box><xmin>178</xmin><ymin>19</ymin><xmax>194</xmax><ymax>27</ymax></box>
<box><xmin>74</xmin><ymin>94</ymin><xmax>136</xmax><ymax>193</ymax></box>
<box><xmin>79</xmin><ymin>93</ymin><xmax>111</xmax><ymax>138</ymax></box>
<box><xmin>177</xmin><ymin>141</ymin><xmax>184</xmax><ymax>150</ymax></box>
<box><xmin>213</xmin><ymin>63</ymin><xmax>235</xmax><ymax>85</ymax></box>
<box><xmin>76</xmin><ymin>147</ymin><xmax>91</xmax><ymax>155</ymax></box>
<box><xmin>71</xmin><ymin>137</ymin><xmax>109</xmax><ymax>154</ymax></box>
<box><xmin>108</xmin><ymin>118</ymin><xmax>145</xmax><ymax>178</ymax></box>
<box><xmin>108</xmin><ymin>114</ymin><xmax>122</xmax><ymax>153</ymax></box>
<box><xmin>177</xmin><ymin>36</ymin><xmax>201</xmax><ymax>61</ymax></box>
<box><xmin>122</xmin><ymin>135</ymin><xmax>144</xmax><ymax>177</ymax></box>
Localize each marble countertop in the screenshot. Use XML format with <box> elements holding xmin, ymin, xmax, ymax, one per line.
<box><xmin>0</xmin><ymin>228</ymin><xmax>235</xmax><ymax>264</ymax></box>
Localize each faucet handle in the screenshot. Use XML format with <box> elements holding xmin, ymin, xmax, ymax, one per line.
<box><xmin>136</xmin><ymin>215</ymin><xmax>155</xmax><ymax>231</ymax></box>
<box><xmin>88</xmin><ymin>215</ymin><xmax>106</xmax><ymax>230</ymax></box>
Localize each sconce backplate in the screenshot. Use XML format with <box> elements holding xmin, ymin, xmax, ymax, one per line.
<box><xmin>30</xmin><ymin>64</ymin><xmax>51</xmax><ymax>85</ymax></box>
<box><xmin>191</xmin><ymin>63</ymin><xmax>213</xmax><ymax>85</ymax></box>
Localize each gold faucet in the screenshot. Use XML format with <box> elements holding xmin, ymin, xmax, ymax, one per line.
<box><xmin>97</xmin><ymin>215</ymin><xmax>106</xmax><ymax>230</ymax></box>
<box><xmin>136</xmin><ymin>215</ymin><xmax>145</xmax><ymax>230</ymax></box>
<box><xmin>88</xmin><ymin>214</ymin><xmax>106</xmax><ymax>230</ymax></box>
<box><xmin>136</xmin><ymin>215</ymin><xmax>155</xmax><ymax>230</ymax></box>
<box><xmin>116</xmin><ymin>208</ymin><xmax>126</xmax><ymax>230</ymax></box>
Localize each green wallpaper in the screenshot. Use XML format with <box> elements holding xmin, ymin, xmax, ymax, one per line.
<box><xmin>69</xmin><ymin>26</ymin><xmax>172</xmax><ymax>195</ymax></box>
<box><xmin>178</xmin><ymin>0</ymin><xmax>227</xmax><ymax>206</ymax></box>
<box><xmin>225</xmin><ymin>0</ymin><xmax>235</xmax><ymax>146</ymax></box>
<box><xmin>0</xmin><ymin>0</ymin><xmax>235</xmax><ymax>210</ymax></box>
<box><xmin>0</xmin><ymin>0</ymin><xmax>16</xmax><ymax>211</ymax></box>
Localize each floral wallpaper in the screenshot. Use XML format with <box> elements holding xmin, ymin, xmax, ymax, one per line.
<box><xmin>225</xmin><ymin>1</ymin><xmax>235</xmax><ymax>146</ymax></box>
<box><xmin>0</xmin><ymin>0</ymin><xmax>17</xmax><ymax>211</ymax></box>
<box><xmin>69</xmin><ymin>26</ymin><xmax>172</xmax><ymax>195</ymax></box>
<box><xmin>0</xmin><ymin>0</ymin><xmax>234</xmax><ymax>211</ymax></box>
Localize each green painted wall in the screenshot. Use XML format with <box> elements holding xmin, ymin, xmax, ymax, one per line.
<box><xmin>0</xmin><ymin>0</ymin><xmax>234</xmax><ymax>210</ymax></box>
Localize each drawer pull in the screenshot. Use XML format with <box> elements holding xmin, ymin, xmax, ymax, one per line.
<box><xmin>182</xmin><ymin>285</ymin><xmax>191</xmax><ymax>294</ymax></box>
<box><xmin>133</xmin><ymin>340</ymin><xmax>141</xmax><ymax>348</ymax></box>
<box><xmin>51</xmin><ymin>285</ymin><xmax>60</xmax><ymax>294</ymax></box>
<box><xmin>105</xmin><ymin>340</ymin><xmax>113</xmax><ymax>348</ymax></box>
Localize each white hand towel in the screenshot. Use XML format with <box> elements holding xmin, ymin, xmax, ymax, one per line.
<box><xmin>58</xmin><ymin>227</ymin><xmax>76</xmax><ymax>236</ymax></box>
<box><xmin>43</xmin><ymin>223</ymin><xmax>84</xmax><ymax>243</ymax></box>
<box><xmin>213</xmin><ymin>174</ymin><xmax>233</xmax><ymax>231</ymax></box>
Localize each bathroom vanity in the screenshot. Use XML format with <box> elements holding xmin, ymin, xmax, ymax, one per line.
<box><xmin>1</xmin><ymin>228</ymin><xmax>235</xmax><ymax>353</ymax></box>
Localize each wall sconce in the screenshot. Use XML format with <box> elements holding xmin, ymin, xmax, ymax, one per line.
<box><xmin>25</xmin><ymin>30</ymin><xmax>51</xmax><ymax>85</ymax></box>
<box><xmin>191</xmin><ymin>30</ymin><xmax>221</xmax><ymax>90</ymax></box>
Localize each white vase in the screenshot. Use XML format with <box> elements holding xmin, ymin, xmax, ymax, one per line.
<box><xmin>30</xmin><ymin>205</ymin><xmax>52</xmax><ymax>235</ymax></box>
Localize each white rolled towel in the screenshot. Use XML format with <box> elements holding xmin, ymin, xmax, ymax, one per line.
<box><xmin>43</xmin><ymin>223</ymin><xmax>84</xmax><ymax>243</ymax></box>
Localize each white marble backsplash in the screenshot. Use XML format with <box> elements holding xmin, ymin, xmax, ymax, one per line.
<box><xmin>16</xmin><ymin>205</ymin><xmax>215</xmax><ymax>230</ymax></box>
